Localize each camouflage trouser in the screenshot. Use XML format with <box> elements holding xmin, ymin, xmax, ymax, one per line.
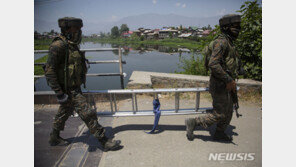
<box><xmin>195</xmin><ymin>87</ymin><xmax>233</xmax><ymax>132</ymax></box>
<box><xmin>52</xmin><ymin>88</ymin><xmax>105</xmax><ymax>139</ymax></box>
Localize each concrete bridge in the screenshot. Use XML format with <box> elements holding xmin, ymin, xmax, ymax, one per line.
<box><xmin>34</xmin><ymin>71</ymin><xmax>262</xmax><ymax>167</ymax></box>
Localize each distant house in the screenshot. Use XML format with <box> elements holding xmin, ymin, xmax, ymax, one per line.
<box><xmin>189</xmin><ymin>26</ymin><xmax>198</xmax><ymax>31</ymax></box>
<box><xmin>178</xmin><ymin>33</ymin><xmax>192</xmax><ymax>38</ymax></box>
<box><xmin>154</xmin><ymin>29</ymin><xmax>160</xmax><ymax>34</ymax></box>
<box><xmin>34</xmin><ymin>31</ymin><xmax>42</xmax><ymax>39</ymax></box>
<box><xmin>133</xmin><ymin>30</ymin><xmax>141</xmax><ymax>37</ymax></box>
<box><xmin>146</xmin><ymin>32</ymin><xmax>159</xmax><ymax>40</ymax></box>
<box><xmin>146</xmin><ymin>29</ymin><xmax>160</xmax><ymax>39</ymax></box>
<box><xmin>202</xmin><ymin>30</ymin><xmax>211</xmax><ymax>37</ymax></box>
<box><xmin>143</xmin><ymin>29</ymin><xmax>153</xmax><ymax>34</ymax></box>
<box><xmin>158</xmin><ymin>29</ymin><xmax>178</xmax><ymax>39</ymax></box>
<box><xmin>122</xmin><ymin>31</ymin><xmax>133</xmax><ymax>38</ymax></box>
<box><xmin>91</xmin><ymin>34</ymin><xmax>101</xmax><ymax>38</ymax></box>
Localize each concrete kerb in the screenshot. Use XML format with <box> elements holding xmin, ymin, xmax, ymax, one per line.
<box><xmin>127</xmin><ymin>71</ymin><xmax>262</xmax><ymax>94</ymax></box>
<box><xmin>34</xmin><ymin>71</ymin><xmax>261</xmax><ymax>104</ymax></box>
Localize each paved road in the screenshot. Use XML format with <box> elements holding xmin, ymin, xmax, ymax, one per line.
<box><xmin>35</xmin><ymin>95</ymin><xmax>261</xmax><ymax>167</ymax></box>
<box><xmin>34</xmin><ymin>106</ymin><xmax>112</xmax><ymax>167</ymax></box>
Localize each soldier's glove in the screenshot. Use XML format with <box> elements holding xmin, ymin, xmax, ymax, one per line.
<box><xmin>57</xmin><ymin>93</ymin><xmax>68</xmax><ymax>104</ymax></box>
<box><xmin>226</xmin><ymin>80</ymin><xmax>236</xmax><ymax>93</ymax></box>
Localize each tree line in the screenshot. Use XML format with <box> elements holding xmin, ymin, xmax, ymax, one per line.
<box><xmin>179</xmin><ymin>0</ymin><xmax>262</xmax><ymax>81</ymax></box>
<box><xmin>110</xmin><ymin>24</ymin><xmax>129</xmax><ymax>38</ymax></box>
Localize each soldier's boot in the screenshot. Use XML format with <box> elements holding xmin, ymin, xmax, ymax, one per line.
<box><xmin>213</xmin><ymin>131</ymin><xmax>233</xmax><ymax>142</ymax></box>
<box><xmin>49</xmin><ymin>129</ymin><xmax>69</xmax><ymax>146</ymax></box>
<box><xmin>99</xmin><ymin>136</ymin><xmax>121</xmax><ymax>152</ymax></box>
<box><xmin>185</xmin><ymin>118</ymin><xmax>197</xmax><ymax>141</ymax></box>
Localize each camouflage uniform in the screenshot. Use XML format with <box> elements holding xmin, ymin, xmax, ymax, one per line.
<box><xmin>196</xmin><ymin>32</ymin><xmax>238</xmax><ymax>133</ymax></box>
<box><xmin>185</xmin><ymin>31</ymin><xmax>240</xmax><ymax>141</ymax></box>
<box><xmin>45</xmin><ymin>35</ymin><xmax>105</xmax><ymax>140</ymax></box>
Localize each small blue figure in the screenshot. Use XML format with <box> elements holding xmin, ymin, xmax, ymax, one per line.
<box><xmin>146</xmin><ymin>98</ymin><xmax>161</xmax><ymax>134</ymax></box>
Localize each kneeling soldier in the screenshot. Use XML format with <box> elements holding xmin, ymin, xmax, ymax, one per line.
<box><xmin>185</xmin><ymin>14</ymin><xmax>242</xmax><ymax>142</ymax></box>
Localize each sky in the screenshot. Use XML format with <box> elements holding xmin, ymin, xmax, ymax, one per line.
<box><xmin>35</xmin><ymin>0</ymin><xmax>261</xmax><ymax>34</ymax></box>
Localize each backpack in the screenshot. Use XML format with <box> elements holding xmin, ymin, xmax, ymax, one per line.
<box><xmin>202</xmin><ymin>42</ymin><xmax>213</xmax><ymax>72</ymax></box>
<box><xmin>202</xmin><ymin>35</ymin><xmax>221</xmax><ymax>72</ymax></box>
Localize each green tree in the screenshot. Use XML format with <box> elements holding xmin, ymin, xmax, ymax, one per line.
<box><xmin>140</xmin><ymin>35</ymin><xmax>145</xmax><ymax>41</ymax></box>
<box><xmin>207</xmin><ymin>24</ymin><xmax>212</xmax><ymax>30</ymax></box>
<box><xmin>111</xmin><ymin>26</ymin><xmax>120</xmax><ymax>38</ymax></box>
<box><xmin>119</xmin><ymin>24</ymin><xmax>129</xmax><ymax>35</ymax></box>
<box><xmin>177</xmin><ymin>25</ymin><xmax>220</xmax><ymax>76</ymax></box>
<box><xmin>178</xmin><ymin>54</ymin><xmax>208</xmax><ymax>76</ymax></box>
<box><xmin>99</xmin><ymin>31</ymin><xmax>105</xmax><ymax>38</ymax></box>
<box><xmin>235</xmin><ymin>0</ymin><xmax>262</xmax><ymax>81</ymax></box>
<box><xmin>169</xmin><ymin>32</ymin><xmax>173</xmax><ymax>38</ymax></box>
<box><xmin>130</xmin><ymin>33</ymin><xmax>140</xmax><ymax>40</ymax></box>
<box><xmin>178</xmin><ymin>0</ymin><xmax>262</xmax><ymax>81</ymax></box>
<box><xmin>179</xmin><ymin>25</ymin><xmax>183</xmax><ymax>30</ymax></box>
<box><xmin>50</xmin><ymin>29</ymin><xmax>55</xmax><ymax>34</ymax></box>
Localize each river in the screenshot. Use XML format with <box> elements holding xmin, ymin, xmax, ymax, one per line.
<box><xmin>34</xmin><ymin>42</ymin><xmax>202</xmax><ymax>91</ymax></box>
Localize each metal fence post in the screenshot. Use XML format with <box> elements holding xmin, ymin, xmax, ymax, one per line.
<box><xmin>113</xmin><ymin>94</ymin><xmax>117</xmax><ymax>113</ymax></box>
<box><xmin>195</xmin><ymin>92</ymin><xmax>200</xmax><ymax>112</ymax></box>
<box><xmin>118</xmin><ymin>48</ymin><xmax>124</xmax><ymax>89</ymax></box>
<box><xmin>134</xmin><ymin>93</ymin><xmax>138</xmax><ymax>112</ymax></box>
<box><xmin>132</xmin><ymin>93</ymin><xmax>135</xmax><ymax>114</ymax></box>
<box><xmin>109</xmin><ymin>94</ymin><xmax>114</xmax><ymax>114</ymax></box>
<box><xmin>175</xmin><ymin>92</ymin><xmax>179</xmax><ymax>113</ymax></box>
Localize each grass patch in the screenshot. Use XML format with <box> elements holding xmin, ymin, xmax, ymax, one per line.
<box><xmin>34</xmin><ymin>39</ymin><xmax>52</xmax><ymax>50</ymax></box>
<box><xmin>34</xmin><ymin>55</ymin><xmax>48</xmax><ymax>76</ymax></box>
<box><xmin>82</xmin><ymin>38</ymin><xmax>203</xmax><ymax>51</ymax></box>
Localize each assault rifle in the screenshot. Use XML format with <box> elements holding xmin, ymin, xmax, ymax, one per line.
<box><xmin>226</xmin><ymin>70</ymin><xmax>242</xmax><ymax>118</ymax></box>
<box><xmin>231</xmin><ymin>88</ymin><xmax>242</xmax><ymax>118</ymax></box>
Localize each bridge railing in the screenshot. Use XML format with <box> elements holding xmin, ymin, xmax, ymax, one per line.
<box><xmin>34</xmin><ymin>48</ymin><xmax>126</xmax><ymax>89</ymax></box>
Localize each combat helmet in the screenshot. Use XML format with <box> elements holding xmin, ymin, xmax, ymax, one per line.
<box><xmin>219</xmin><ymin>14</ymin><xmax>241</xmax><ymax>27</ymax></box>
<box><xmin>58</xmin><ymin>17</ymin><xmax>83</xmax><ymax>28</ymax></box>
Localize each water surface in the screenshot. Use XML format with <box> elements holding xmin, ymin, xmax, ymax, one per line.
<box><xmin>34</xmin><ymin>42</ymin><xmax>201</xmax><ymax>91</ymax></box>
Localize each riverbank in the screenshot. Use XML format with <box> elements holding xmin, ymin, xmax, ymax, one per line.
<box><xmin>82</xmin><ymin>37</ymin><xmax>207</xmax><ymax>51</ymax></box>
<box><xmin>35</xmin><ymin>37</ymin><xmax>207</xmax><ymax>51</ymax></box>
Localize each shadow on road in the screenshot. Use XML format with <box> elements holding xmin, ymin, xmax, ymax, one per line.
<box><xmin>110</xmin><ymin>124</ymin><xmax>238</xmax><ymax>144</ymax></box>
<box><xmin>64</xmin><ymin>123</ymin><xmax>238</xmax><ymax>152</ymax></box>
<box><xmin>66</xmin><ymin>127</ymin><xmax>124</xmax><ymax>152</ymax></box>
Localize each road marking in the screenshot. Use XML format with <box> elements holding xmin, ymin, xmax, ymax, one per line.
<box><xmin>54</xmin><ymin>117</ymin><xmax>105</xmax><ymax>167</ymax></box>
<box><xmin>53</xmin><ymin>123</ymin><xmax>87</xmax><ymax>167</ymax></box>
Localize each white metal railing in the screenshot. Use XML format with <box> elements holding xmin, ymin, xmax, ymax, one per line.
<box><xmin>34</xmin><ymin>48</ymin><xmax>126</xmax><ymax>89</ymax></box>
<box><xmin>35</xmin><ymin>88</ymin><xmax>213</xmax><ymax>117</ymax></box>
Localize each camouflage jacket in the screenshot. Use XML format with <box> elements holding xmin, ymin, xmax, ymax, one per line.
<box><xmin>208</xmin><ymin>33</ymin><xmax>239</xmax><ymax>84</ymax></box>
<box><xmin>45</xmin><ymin>35</ymin><xmax>87</xmax><ymax>94</ymax></box>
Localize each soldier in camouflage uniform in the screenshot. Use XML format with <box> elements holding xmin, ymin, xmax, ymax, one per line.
<box><xmin>185</xmin><ymin>14</ymin><xmax>242</xmax><ymax>142</ymax></box>
<box><xmin>45</xmin><ymin>17</ymin><xmax>121</xmax><ymax>151</ymax></box>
